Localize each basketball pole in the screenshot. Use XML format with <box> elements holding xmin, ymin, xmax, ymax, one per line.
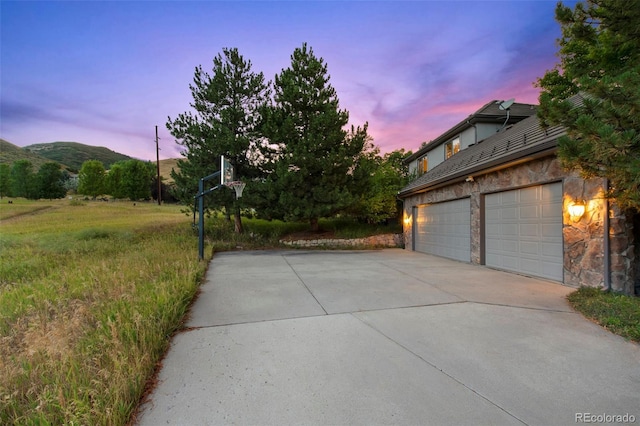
<box><xmin>196</xmin><ymin>170</ymin><xmax>222</xmax><ymax>260</ymax></box>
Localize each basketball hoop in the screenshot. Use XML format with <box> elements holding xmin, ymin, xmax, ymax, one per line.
<box><xmin>226</xmin><ymin>180</ymin><xmax>246</xmax><ymax>198</ymax></box>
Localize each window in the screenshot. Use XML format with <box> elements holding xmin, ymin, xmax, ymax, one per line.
<box><xmin>445</xmin><ymin>137</ymin><xmax>460</xmax><ymax>159</ymax></box>
<box><xmin>418</xmin><ymin>156</ymin><xmax>428</xmax><ymax>175</ymax></box>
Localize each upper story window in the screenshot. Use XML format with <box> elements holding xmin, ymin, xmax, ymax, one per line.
<box><xmin>418</xmin><ymin>156</ymin><xmax>428</xmax><ymax>175</ymax></box>
<box><xmin>445</xmin><ymin>137</ymin><xmax>460</xmax><ymax>160</ymax></box>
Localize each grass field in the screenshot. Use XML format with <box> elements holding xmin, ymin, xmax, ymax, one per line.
<box><xmin>0</xmin><ymin>198</ymin><xmax>402</xmax><ymax>424</ymax></box>
<box><xmin>0</xmin><ymin>199</ymin><xmax>206</xmax><ymax>425</ymax></box>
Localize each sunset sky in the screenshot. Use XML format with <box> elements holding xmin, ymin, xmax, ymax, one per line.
<box><xmin>1</xmin><ymin>1</ymin><xmax>571</xmax><ymax>161</ymax></box>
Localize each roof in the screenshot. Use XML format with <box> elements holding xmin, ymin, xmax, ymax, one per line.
<box><xmin>398</xmin><ymin>114</ymin><xmax>566</xmax><ymax>197</ymax></box>
<box><xmin>404</xmin><ymin>100</ymin><xmax>538</xmax><ymax>164</ymax></box>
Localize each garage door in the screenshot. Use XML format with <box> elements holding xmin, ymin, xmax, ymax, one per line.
<box><xmin>484</xmin><ymin>183</ymin><xmax>563</xmax><ymax>281</ymax></box>
<box><xmin>414</xmin><ymin>198</ymin><xmax>470</xmax><ymax>262</ymax></box>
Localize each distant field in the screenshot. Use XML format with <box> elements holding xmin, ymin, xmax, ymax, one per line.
<box><xmin>0</xmin><ymin>198</ymin><xmax>205</xmax><ymax>425</ymax></box>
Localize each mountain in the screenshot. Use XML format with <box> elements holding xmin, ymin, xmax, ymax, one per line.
<box><xmin>23</xmin><ymin>141</ymin><xmax>133</xmax><ymax>172</ymax></box>
<box><xmin>0</xmin><ymin>139</ymin><xmax>62</xmax><ymax>170</ymax></box>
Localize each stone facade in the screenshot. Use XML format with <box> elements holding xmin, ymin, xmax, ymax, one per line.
<box><xmin>402</xmin><ymin>155</ymin><xmax>637</xmax><ymax>294</ymax></box>
<box><xmin>609</xmin><ymin>207</ymin><xmax>638</xmax><ymax>294</ymax></box>
<box><xmin>281</xmin><ymin>233</ymin><xmax>403</xmax><ymax>249</ymax></box>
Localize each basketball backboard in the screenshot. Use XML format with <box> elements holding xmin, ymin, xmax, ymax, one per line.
<box><xmin>221</xmin><ymin>155</ymin><xmax>235</xmax><ymax>185</ymax></box>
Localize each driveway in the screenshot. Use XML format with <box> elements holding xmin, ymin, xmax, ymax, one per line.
<box><xmin>137</xmin><ymin>249</ymin><xmax>640</xmax><ymax>425</ymax></box>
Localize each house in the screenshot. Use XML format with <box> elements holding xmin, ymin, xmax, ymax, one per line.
<box><xmin>399</xmin><ymin>97</ymin><xmax>638</xmax><ymax>295</ymax></box>
<box><xmin>404</xmin><ymin>99</ymin><xmax>537</xmax><ymax>178</ymax></box>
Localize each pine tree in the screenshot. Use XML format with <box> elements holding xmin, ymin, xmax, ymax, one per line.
<box><xmin>168</xmin><ymin>48</ymin><xmax>269</xmax><ymax>233</ymax></box>
<box><xmin>536</xmin><ymin>0</ymin><xmax>640</xmax><ymax>211</ymax></box>
<box><xmin>260</xmin><ymin>43</ymin><xmax>368</xmax><ymax>230</ymax></box>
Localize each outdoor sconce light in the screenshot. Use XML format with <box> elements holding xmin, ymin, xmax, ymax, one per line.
<box><xmin>568</xmin><ymin>200</ymin><xmax>586</xmax><ymax>222</ymax></box>
<box><xmin>403</xmin><ymin>215</ymin><xmax>412</xmax><ymax>226</ymax></box>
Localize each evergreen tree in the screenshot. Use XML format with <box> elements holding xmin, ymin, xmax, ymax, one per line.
<box><xmin>168</xmin><ymin>48</ymin><xmax>269</xmax><ymax>233</ymax></box>
<box><xmin>36</xmin><ymin>162</ymin><xmax>67</xmax><ymax>199</ymax></box>
<box><xmin>260</xmin><ymin>43</ymin><xmax>369</xmax><ymax>230</ymax></box>
<box><xmin>536</xmin><ymin>0</ymin><xmax>640</xmax><ymax>211</ymax></box>
<box><xmin>78</xmin><ymin>160</ymin><xmax>106</xmax><ymax>199</ymax></box>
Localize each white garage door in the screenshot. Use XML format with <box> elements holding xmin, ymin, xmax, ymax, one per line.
<box><xmin>414</xmin><ymin>198</ymin><xmax>471</xmax><ymax>262</ymax></box>
<box><xmin>484</xmin><ymin>183</ymin><xmax>563</xmax><ymax>281</ymax></box>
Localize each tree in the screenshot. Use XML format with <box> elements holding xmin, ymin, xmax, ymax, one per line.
<box><xmin>349</xmin><ymin>146</ymin><xmax>413</xmax><ymax>223</ymax></box>
<box><xmin>168</xmin><ymin>47</ymin><xmax>269</xmax><ymax>233</ymax></box>
<box><xmin>78</xmin><ymin>160</ymin><xmax>106</xmax><ymax>199</ymax></box>
<box><xmin>0</xmin><ymin>164</ymin><xmax>11</xmax><ymax>198</ymax></box>
<box><xmin>122</xmin><ymin>160</ymin><xmax>152</xmax><ymax>201</ymax></box>
<box><xmin>259</xmin><ymin>43</ymin><xmax>369</xmax><ymax>231</ymax></box>
<box><xmin>536</xmin><ymin>0</ymin><xmax>640</xmax><ymax>211</ymax></box>
<box><xmin>106</xmin><ymin>162</ymin><xmax>126</xmax><ymax>199</ymax></box>
<box><xmin>36</xmin><ymin>162</ymin><xmax>67</xmax><ymax>199</ymax></box>
<box><xmin>10</xmin><ymin>160</ymin><xmax>36</xmax><ymax>199</ymax></box>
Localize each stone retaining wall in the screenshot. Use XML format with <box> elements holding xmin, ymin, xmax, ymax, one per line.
<box><xmin>281</xmin><ymin>233</ymin><xmax>403</xmax><ymax>248</ymax></box>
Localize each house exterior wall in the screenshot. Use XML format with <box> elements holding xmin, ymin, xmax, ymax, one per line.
<box><xmin>402</xmin><ymin>155</ymin><xmax>636</xmax><ymax>293</ymax></box>
<box><xmin>476</xmin><ymin>122</ymin><xmax>503</xmax><ymax>142</ymax></box>
<box><xmin>409</xmin><ymin>127</ymin><xmax>479</xmax><ymax>176</ymax></box>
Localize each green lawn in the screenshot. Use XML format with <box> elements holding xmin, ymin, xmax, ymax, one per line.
<box><xmin>567</xmin><ymin>287</ymin><xmax>640</xmax><ymax>343</ymax></box>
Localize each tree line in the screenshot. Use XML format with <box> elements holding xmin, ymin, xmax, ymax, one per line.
<box><xmin>168</xmin><ymin>43</ymin><xmax>413</xmax><ymax>233</ymax></box>
<box><xmin>0</xmin><ymin>158</ymin><xmax>167</xmax><ymax>201</ymax></box>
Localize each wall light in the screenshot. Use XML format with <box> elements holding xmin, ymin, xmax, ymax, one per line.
<box><xmin>403</xmin><ymin>215</ymin><xmax>412</xmax><ymax>226</ymax></box>
<box><xmin>568</xmin><ymin>200</ymin><xmax>586</xmax><ymax>222</ymax></box>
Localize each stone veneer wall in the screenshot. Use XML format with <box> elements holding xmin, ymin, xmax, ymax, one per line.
<box><xmin>402</xmin><ymin>155</ymin><xmax>635</xmax><ymax>293</ymax></box>
<box><xmin>562</xmin><ymin>176</ymin><xmax>606</xmax><ymax>288</ymax></box>
<box><xmin>609</xmin><ymin>207</ymin><xmax>637</xmax><ymax>294</ymax></box>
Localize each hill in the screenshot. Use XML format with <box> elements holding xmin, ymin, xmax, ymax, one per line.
<box><xmin>158</xmin><ymin>158</ymin><xmax>180</xmax><ymax>184</ymax></box>
<box><xmin>2</xmin><ymin>139</ymin><xmax>181</xmax><ymax>181</ymax></box>
<box><xmin>0</xmin><ymin>139</ymin><xmax>63</xmax><ymax>170</ymax></box>
<box><xmin>23</xmin><ymin>141</ymin><xmax>133</xmax><ymax>172</ymax></box>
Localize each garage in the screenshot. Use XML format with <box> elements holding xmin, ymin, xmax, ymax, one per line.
<box><xmin>414</xmin><ymin>198</ymin><xmax>471</xmax><ymax>262</ymax></box>
<box><xmin>484</xmin><ymin>182</ymin><xmax>563</xmax><ymax>281</ymax></box>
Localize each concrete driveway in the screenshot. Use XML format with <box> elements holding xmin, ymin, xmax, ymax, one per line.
<box><xmin>137</xmin><ymin>249</ymin><xmax>640</xmax><ymax>426</ymax></box>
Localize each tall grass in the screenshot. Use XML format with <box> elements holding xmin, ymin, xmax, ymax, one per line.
<box><xmin>0</xmin><ymin>199</ymin><xmax>402</xmax><ymax>424</ymax></box>
<box><xmin>0</xmin><ymin>199</ymin><xmax>206</xmax><ymax>425</ymax></box>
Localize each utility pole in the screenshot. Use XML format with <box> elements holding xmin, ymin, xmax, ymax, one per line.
<box><xmin>155</xmin><ymin>125</ymin><xmax>161</xmax><ymax>205</ymax></box>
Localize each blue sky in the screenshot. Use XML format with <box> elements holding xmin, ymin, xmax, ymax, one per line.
<box><xmin>1</xmin><ymin>1</ymin><xmax>567</xmax><ymax>161</ymax></box>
